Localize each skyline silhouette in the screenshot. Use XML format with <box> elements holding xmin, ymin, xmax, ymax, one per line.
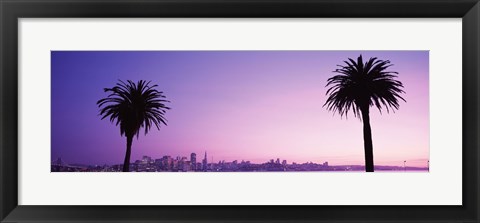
<box><xmin>51</xmin><ymin>51</ymin><xmax>429</xmax><ymax>168</ymax></box>
<box><xmin>51</xmin><ymin>150</ymin><xmax>429</xmax><ymax>172</ymax></box>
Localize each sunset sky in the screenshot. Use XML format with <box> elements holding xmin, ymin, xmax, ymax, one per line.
<box><xmin>51</xmin><ymin>51</ymin><xmax>429</xmax><ymax>167</ymax></box>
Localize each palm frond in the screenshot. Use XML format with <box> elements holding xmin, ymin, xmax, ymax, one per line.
<box><xmin>97</xmin><ymin>80</ymin><xmax>170</xmax><ymax>138</ymax></box>
<box><xmin>324</xmin><ymin>55</ymin><xmax>405</xmax><ymax>119</ymax></box>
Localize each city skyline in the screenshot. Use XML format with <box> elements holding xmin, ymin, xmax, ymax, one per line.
<box><xmin>52</xmin><ymin>150</ymin><xmax>429</xmax><ymax>172</ymax></box>
<box><xmin>52</xmin><ymin>149</ymin><xmax>429</xmax><ymax>168</ymax></box>
<box><xmin>51</xmin><ymin>51</ymin><xmax>429</xmax><ymax>168</ymax></box>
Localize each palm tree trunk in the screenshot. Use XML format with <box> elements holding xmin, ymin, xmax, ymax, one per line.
<box><xmin>361</xmin><ymin>106</ymin><xmax>374</xmax><ymax>172</ymax></box>
<box><xmin>122</xmin><ymin>136</ymin><xmax>133</xmax><ymax>172</ymax></box>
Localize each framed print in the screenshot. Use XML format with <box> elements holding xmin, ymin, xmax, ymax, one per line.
<box><xmin>1</xmin><ymin>0</ymin><xmax>479</xmax><ymax>222</ymax></box>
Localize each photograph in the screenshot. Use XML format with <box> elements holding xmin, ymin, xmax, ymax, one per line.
<box><xmin>51</xmin><ymin>50</ymin><xmax>429</xmax><ymax>172</ymax></box>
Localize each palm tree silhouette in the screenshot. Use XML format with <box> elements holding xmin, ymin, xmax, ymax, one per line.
<box><xmin>97</xmin><ymin>80</ymin><xmax>170</xmax><ymax>172</ymax></box>
<box><xmin>324</xmin><ymin>55</ymin><xmax>405</xmax><ymax>172</ymax></box>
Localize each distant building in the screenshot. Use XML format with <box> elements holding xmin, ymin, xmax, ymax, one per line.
<box><xmin>196</xmin><ymin>162</ymin><xmax>202</xmax><ymax>171</ymax></box>
<box><xmin>177</xmin><ymin>157</ymin><xmax>190</xmax><ymax>172</ymax></box>
<box><xmin>190</xmin><ymin>153</ymin><xmax>197</xmax><ymax>170</ymax></box>
<box><xmin>162</xmin><ymin>155</ymin><xmax>173</xmax><ymax>171</ymax></box>
<box><xmin>155</xmin><ymin>159</ymin><xmax>163</xmax><ymax>170</ymax></box>
<box><xmin>142</xmin><ymin>156</ymin><xmax>152</xmax><ymax>164</ymax></box>
<box><xmin>182</xmin><ymin>161</ymin><xmax>191</xmax><ymax>172</ymax></box>
<box><xmin>202</xmin><ymin>151</ymin><xmax>208</xmax><ymax>171</ymax></box>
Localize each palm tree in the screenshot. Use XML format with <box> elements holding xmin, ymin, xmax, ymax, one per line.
<box><xmin>97</xmin><ymin>80</ymin><xmax>170</xmax><ymax>172</ymax></box>
<box><xmin>324</xmin><ymin>55</ymin><xmax>405</xmax><ymax>172</ymax></box>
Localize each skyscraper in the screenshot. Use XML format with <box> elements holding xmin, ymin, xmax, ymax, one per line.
<box><xmin>190</xmin><ymin>153</ymin><xmax>197</xmax><ymax>170</ymax></box>
<box><xmin>202</xmin><ymin>151</ymin><xmax>207</xmax><ymax>171</ymax></box>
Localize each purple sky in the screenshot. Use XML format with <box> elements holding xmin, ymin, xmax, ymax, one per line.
<box><xmin>51</xmin><ymin>51</ymin><xmax>429</xmax><ymax>167</ymax></box>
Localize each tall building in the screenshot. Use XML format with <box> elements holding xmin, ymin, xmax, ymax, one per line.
<box><xmin>190</xmin><ymin>153</ymin><xmax>197</xmax><ymax>170</ymax></box>
<box><xmin>162</xmin><ymin>155</ymin><xmax>173</xmax><ymax>171</ymax></box>
<box><xmin>178</xmin><ymin>157</ymin><xmax>188</xmax><ymax>172</ymax></box>
<box><xmin>154</xmin><ymin>159</ymin><xmax>163</xmax><ymax>170</ymax></box>
<box><xmin>202</xmin><ymin>151</ymin><xmax>207</xmax><ymax>171</ymax></box>
<box><xmin>141</xmin><ymin>155</ymin><xmax>152</xmax><ymax>164</ymax></box>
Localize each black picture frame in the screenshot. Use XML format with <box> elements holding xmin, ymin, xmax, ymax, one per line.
<box><xmin>1</xmin><ymin>0</ymin><xmax>479</xmax><ymax>222</ymax></box>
